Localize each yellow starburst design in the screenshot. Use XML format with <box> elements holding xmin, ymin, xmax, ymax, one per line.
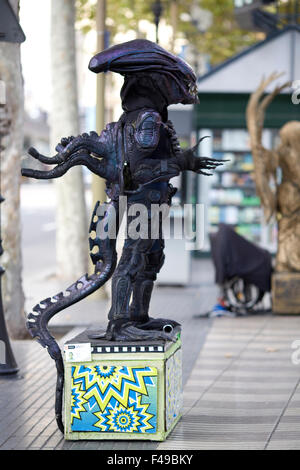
<box><xmin>72</xmin><ymin>365</ymin><xmax>157</xmax><ymax>412</ymax></box>
<box><xmin>94</xmin><ymin>395</ymin><xmax>155</xmax><ymax>433</ymax></box>
<box><xmin>117</xmin><ymin>414</ymin><xmax>130</xmax><ymax>428</ymax></box>
<box><xmin>70</xmin><ymin>381</ymin><xmax>88</xmax><ymax>424</ymax></box>
<box><xmin>72</xmin><ymin>365</ymin><xmax>119</xmax><ymax>391</ymax></box>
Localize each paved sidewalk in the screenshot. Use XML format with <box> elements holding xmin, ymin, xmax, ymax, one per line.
<box><xmin>1</xmin><ymin>259</ymin><xmax>300</xmax><ymax>450</ymax></box>
<box><xmin>159</xmin><ymin>313</ymin><xmax>300</xmax><ymax>450</ymax></box>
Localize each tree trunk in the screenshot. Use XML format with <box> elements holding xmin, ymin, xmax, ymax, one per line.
<box><xmin>51</xmin><ymin>0</ymin><xmax>88</xmax><ymax>280</ymax></box>
<box><xmin>0</xmin><ymin>0</ymin><xmax>26</xmax><ymax>338</ymax></box>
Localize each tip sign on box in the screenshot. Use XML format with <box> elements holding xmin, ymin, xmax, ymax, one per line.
<box><xmin>64</xmin><ymin>343</ymin><xmax>92</xmax><ymax>362</ymax></box>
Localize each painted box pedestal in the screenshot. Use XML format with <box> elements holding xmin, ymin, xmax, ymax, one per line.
<box><xmin>63</xmin><ymin>328</ymin><xmax>182</xmax><ymax>441</ymax></box>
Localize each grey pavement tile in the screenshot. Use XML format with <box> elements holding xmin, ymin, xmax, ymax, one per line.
<box><xmin>159</xmin><ymin>427</ymin><xmax>270</xmax><ymax>443</ymax></box>
<box><xmin>185</xmin><ymin>407</ymin><xmax>284</xmax><ymax>417</ymax></box>
<box><xmin>195</xmin><ymin>352</ymin><xmax>245</xmax><ymax>360</ymax></box>
<box><xmin>25</xmin><ymin>435</ymin><xmax>52</xmax><ymax>450</ymax></box>
<box><xmin>220</xmin><ymin>372</ymin><xmax>299</xmax><ymax>380</ymax></box>
<box><xmin>185</xmin><ymin>381</ymin><xmax>297</xmax><ymax>392</ymax></box>
<box><xmin>222</xmin><ymin>358</ymin><xmax>294</xmax><ymax>367</ymax></box>
<box><xmin>203</xmin><ymin>342</ymin><xmax>251</xmax><ymax>349</ymax></box>
<box><xmin>238</xmin><ymin>350</ymin><xmax>293</xmax><ymax>360</ymax></box>
<box><xmin>82</xmin><ymin>441</ymin><xmax>114</xmax><ymax>450</ymax></box>
<box><xmin>202</xmin><ymin>386</ymin><xmax>296</xmax><ymax>395</ymax></box>
<box><xmin>52</xmin><ymin>436</ymin><xmax>70</xmax><ymax>449</ymax></box>
<box><xmin>0</xmin><ymin>392</ymin><xmax>55</xmax><ymax>440</ymax></box>
<box><xmin>159</xmin><ymin>441</ymin><xmax>265</xmax><ymax>450</ymax></box>
<box><xmin>266</xmin><ymin>440</ymin><xmax>300</xmax><ymax>450</ymax></box>
<box><xmin>185</xmin><ymin>379</ymin><xmax>215</xmax><ymax>389</ymax></box>
<box><xmin>287</xmin><ymin>391</ymin><xmax>300</xmax><ymax>402</ymax></box>
<box><xmin>208</xmin><ymin>330</ymin><xmax>265</xmax><ymax>337</ymax></box>
<box><xmin>13</xmin><ymin>435</ymin><xmax>42</xmax><ymax>450</ymax></box>
<box><xmin>175</xmin><ymin>422</ymin><xmax>274</xmax><ymax>433</ymax></box>
<box><xmin>201</xmin><ymin>392</ymin><xmax>292</xmax><ymax>402</ymax></box>
<box><xmin>221</xmin><ymin>363</ymin><xmax>298</xmax><ymax>372</ymax></box>
<box><xmin>284</xmin><ymin>407</ymin><xmax>300</xmax><ymax>415</ymax></box>
<box><xmin>187</xmin><ymin>371</ymin><xmax>229</xmax><ymax>380</ymax></box>
<box><xmin>183</xmin><ymin>390</ymin><xmax>206</xmax><ymax>400</ymax></box>
<box><xmin>0</xmin><ymin>437</ymin><xmax>23</xmax><ymax>450</ymax></box>
<box><xmin>38</xmin><ymin>420</ymin><xmax>60</xmax><ymax>436</ymax></box>
<box><xmin>247</xmin><ymin>341</ymin><xmax>297</xmax><ymax>348</ymax></box>
<box><xmin>192</xmin><ymin>358</ymin><xmax>239</xmax><ymax>366</ymax></box>
<box><xmin>184</xmin><ymin>399</ymin><xmax>286</xmax><ymax>410</ymax></box>
<box><xmin>83</xmin><ymin>440</ymin><xmax>104</xmax><ymax>450</ymax></box>
<box><xmin>266</xmin><ymin>430</ymin><xmax>300</xmax><ymax>442</ymax></box>
<box><xmin>279</xmin><ymin>400</ymin><xmax>300</xmax><ymax>408</ymax></box>
<box><xmin>183</xmin><ymin>414</ymin><xmax>277</xmax><ymax>424</ymax></box>
<box><xmin>269</xmin><ymin>422</ymin><xmax>300</xmax><ymax>431</ymax></box>
<box><xmin>65</xmin><ymin>440</ymin><xmax>88</xmax><ymax>450</ymax></box>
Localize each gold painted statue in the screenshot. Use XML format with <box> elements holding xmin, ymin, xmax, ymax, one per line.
<box><xmin>246</xmin><ymin>73</ymin><xmax>300</xmax><ymax>272</ymax></box>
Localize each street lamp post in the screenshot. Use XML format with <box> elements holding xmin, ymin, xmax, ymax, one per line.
<box><xmin>151</xmin><ymin>0</ymin><xmax>164</xmax><ymax>44</ymax></box>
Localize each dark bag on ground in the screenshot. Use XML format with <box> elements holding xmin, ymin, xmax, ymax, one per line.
<box><xmin>209</xmin><ymin>223</ymin><xmax>272</xmax><ymax>313</ymax></box>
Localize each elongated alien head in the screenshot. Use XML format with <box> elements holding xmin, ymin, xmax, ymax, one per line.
<box><xmin>88</xmin><ymin>39</ymin><xmax>199</xmax><ymax>109</ymax></box>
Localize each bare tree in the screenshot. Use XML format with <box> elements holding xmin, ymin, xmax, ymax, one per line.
<box><xmin>0</xmin><ymin>0</ymin><xmax>26</xmax><ymax>338</ymax></box>
<box><xmin>51</xmin><ymin>0</ymin><xmax>88</xmax><ymax>280</ymax></box>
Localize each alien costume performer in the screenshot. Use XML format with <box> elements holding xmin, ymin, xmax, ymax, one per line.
<box><xmin>22</xmin><ymin>40</ymin><xmax>222</xmax><ymax>431</ymax></box>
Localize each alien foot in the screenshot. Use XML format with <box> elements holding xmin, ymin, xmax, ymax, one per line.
<box><xmin>105</xmin><ymin>318</ymin><xmax>181</xmax><ymax>342</ymax></box>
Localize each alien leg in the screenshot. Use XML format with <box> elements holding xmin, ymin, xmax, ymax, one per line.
<box><xmin>129</xmin><ymin>184</ymin><xmax>168</xmax><ymax>324</ymax></box>
<box><xmin>106</xmin><ymin>237</ymin><xmax>179</xmax><ymax>340</ymax></box>
<box><xmin>105</xmin><ymin>184</ymin><xmax>179</xmax><ymax>341</ymax></box>
<box><xmin>105</xmin><ymin>245</ymin><xmax>139</xmax><ymax>338</ymax></box>
<box><xmin>129</xmin><ymin>240</ymin><xmax>165</xmax><ymax>323</ymax></box>
<box><xmin>106</xmin><ymin>234</ymin><xmax>164</xmax><ymax>339</ymax></box>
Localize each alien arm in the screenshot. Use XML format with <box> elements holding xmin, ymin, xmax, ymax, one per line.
<box><xmin>130</xmin><ymin>113</ymin><xmax>224</xmax><ymax>185</ymax></box>
<box><xmin>132</xmin><ymin>140</ymin><xmax>224</xmax><ymax>185</ymax></box>
<box><xmin>21</xmin><ymin>131</ymin><xmax>119</xmax><ymax>183</ymax></box>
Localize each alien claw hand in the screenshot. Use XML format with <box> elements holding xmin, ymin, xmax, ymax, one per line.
<box><xmin>193</xmin><ymin>156</ymin><xmax>225</xmax><ymax>175</ymax></box>
<box><xmin>178</xmin><ymin>149</ymin><xmax>226</xmax><ymax>175</ymax></box>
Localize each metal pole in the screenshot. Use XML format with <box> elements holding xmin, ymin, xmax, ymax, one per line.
<box><xmin>152</xmin><ymin>0</ymin><xmax>163</xmax><ymax>44</ymax></box>
<box><xmin>0</xmin><ymin>196</ymin><xmax>18</xmax><ymax>375</ymax></box>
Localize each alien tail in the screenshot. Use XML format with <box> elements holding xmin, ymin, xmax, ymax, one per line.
<box><xmin>26</xmin><ymin>199</ymin><xmax>119</xmax><ymax>433</ymax></box>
